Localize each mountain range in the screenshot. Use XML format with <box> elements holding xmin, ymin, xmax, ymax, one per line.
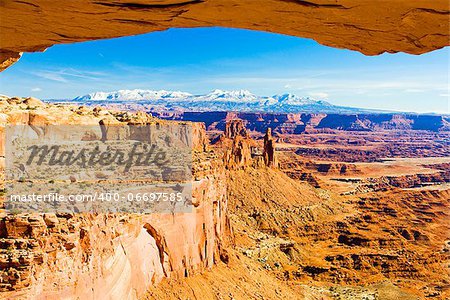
<box><xmin>69</xmin><ymin>89</ymin><xmax>369</xmax><ymax>113</ymax></box>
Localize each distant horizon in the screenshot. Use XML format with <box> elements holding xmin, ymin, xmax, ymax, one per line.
<box><xmin>47</xmin><ymin>88</ymin><xmax>333</xmax><ymax>100</ymax></box>
<box><xmin>0</xmin><ymin>27</ymin><xmax>448</xmax><ymax>114</ymax></box>
<box><xmin>39</xmin><ymin>88</ymin><xmax>449</xmax><ymax>116</ymax></box>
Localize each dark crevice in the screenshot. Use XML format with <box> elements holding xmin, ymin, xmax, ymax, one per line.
<box><xmin>14</xmin><ymin>0</ymin><xmax>39</xmax><ymax>8</ymax></box>
<box><xmin>279</xmin><ymin>0</ymin><xmax>351</xmax><ymax>9</ymax></box>
<box><xmin>177</xmin><ymin>15</ymin><xmax>214</xmax><ymax>25</ymax></box>
<box><xmin>171</xmin><ymin>9</ymin><xmax>190</xmax><ymax>18</ymax></box>
<box><xmin>404</xmin><ymin>35</ymin><xmax>424</xmax><ymax>49</ymax></box>
<box><xmin>110</xmin><ymin>19</ymin><xmax>158</xmax><ymax>26</ymax></box>
<box><xmin>93</xmin><ymin>0</ymin><xmax>204</xmax><ymax>10</ymax></box>
<box><xmin>143</xmin><ymin>223</ymin><xmax>169</xmax><ymax>277</ymax></box>
<box><xmin>52</xmin><ymin>32</ymin><xmax>72</xmax><ymax>39</ymax></box>
<box><xmin>324</xmin><ymin>23</ymin><xmax>390</xmax><ymax>34</ymax></box>
<box><xmin>50</xmin><ymin>32</ymin><xmax>108</xmax><ymax>42</ymax></box>
<box><xmin>415</xmin><ymin>7</ymin><xmax>450</xmax><ymax>15</ymax></box>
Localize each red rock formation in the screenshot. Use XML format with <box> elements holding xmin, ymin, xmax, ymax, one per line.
<box><xmin>317</xmin><ymin>113</ymin><xmax>450</xmax><ymax>132</ymax></box>
<box><xmin>0</xmin><ymin>98</ymin><xmax>233</xmax><ymax>299</ymax></box>
<box><xmin>156</xmin><ymin>112</ymin><xmax>450</xmax><ymax>135</ymax></box>
<box><xmin>263</xmin><ymin>128</ymin><xmax>278</xmax><ymax>168</ymax></box>
<box><xmin>227</xmin><ymin>153</ymin><xmax>450</xmax><ymax>298</ymax></box>
<box><xmin>0</xmin><ymin>50</ymin><xmax>21</xmax><ymax>71</ymax></box>
<box><xmin>224</xmin><ymin>119</ymin><xmax>249</xmax><ymax>139</ymax></box>
<box><xmin>0</xmin><ymin>167</ymin><xmax>231</xmax><ymax>298</ymax></box>
<box><xmin>191</xmin><ymin>122</ymin><xmax>209</xmax><ymax>151</ymax></box>
<box><xmin>99</xmin><ymin>116</ymin><xmax>130</xmax><ymax>141</ymax></box>
<box><xmin>2</xmin><ymin>97</ymin><xmax>450</xmax><ymax>299</ymax></box>
<box><xmin>349</xmin><ymin>171</ymin><xmax>450</xmax><ymax>193</ymax></box>
<box><xmin>22</xmin><ymin>97</ymin><xmax>45</xmax><ymax>108</ymax></box>
<box><xmin>0</xmin><ymin>0</ymin><xmax>449</xmax><ymax>70</ymax></box>
<box><xmin>223</xmin><ymin>136</ymin><xmax>252</xmax><ymax>170</ymax></box>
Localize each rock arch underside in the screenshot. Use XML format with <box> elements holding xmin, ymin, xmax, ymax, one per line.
<box><xmin>0</xmin><ymin>0</ymin><xmax>449</xmax><ymax>71</ymax></box>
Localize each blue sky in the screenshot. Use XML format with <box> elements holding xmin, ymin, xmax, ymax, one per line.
<box><xmin>0</xmin><ymin>27</ymin><xmax>448</xmax><ymax>113</ymax></box>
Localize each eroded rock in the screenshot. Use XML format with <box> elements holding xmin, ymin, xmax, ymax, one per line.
<box><xmin>0</xmin><ymin>0</ymin><xmax>449</xmax><ymax>70</ymax></box>
<box><xmin>224</xmin><ymin>119</ymin><xmax>249</xmax><ymax>139</ymax></box>
<box><xmin>0</xmin><ymin>98</ymin><xmax>233</xmax><ymax>299</ymax></box>
<box><xmin>263</xmin><ymin>128</ymin><xmax>278</xmax><ymax>168</ymax></box>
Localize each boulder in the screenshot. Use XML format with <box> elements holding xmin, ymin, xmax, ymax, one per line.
<box><xmin>22</xmin><ymin>97</ymin><xmax>44</xmax><ymax>108</ymax></box>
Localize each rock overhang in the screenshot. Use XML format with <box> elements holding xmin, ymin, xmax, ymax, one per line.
<box><xmin>0</xmin><ymin>0</ymin><xmax>449</xmax><ymax>71</ymax></box>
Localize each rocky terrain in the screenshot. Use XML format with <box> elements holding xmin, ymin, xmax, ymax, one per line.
<box><xmin>156</xmin><ymin>111</ymin><xmax>450</xmax><ymax>162</ymax></box>
<box><xmin>146</xmin><ymin>117</ymin><xmax>450</xmax><ymax>299</ymax></box>
<box><xmin>154</xmin><ymin>111</ymin><xmax>450</xmax><ymax>133</ymax></box>
<box><xmin>220</xmin><ymin>122</ymin><xmax>450</xmax><ymax>299</ymax></box>
<box><xmin>0</xmin><ymin>1</ymin><xmax>448</xmax><ymax>297</ymax></box>
<box><xmin>0</xmin><ymin>98</ymin><xmax>449</xmax><ymax>299</ymax></box>
<box><xmin>0</xmin><ymin>96</ymin><xmax>232</xmax><ymax>299</ymax></box>
<box><xmin>285</xmin><ymin>130</ymin><xmax>449</xmax><ymax>162</ymax></box>
<box><xmin>1</xmin><ymin>0</ymin><xmax>449</xmax><ymax>70</ymax></box>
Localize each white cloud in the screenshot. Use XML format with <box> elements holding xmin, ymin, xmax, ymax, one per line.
<box><xmin>31</xmin><ymin>87</ymin><xmax>42</xmax><ymax>92</ymax></box>
<box><xmin>308</xmin><ymin>92</ymin><xmax>329</xmax><ymax>99</ymax></box>
<box><xmin>201</xmin><ymin>73</ymin><xmax>447</xmax><ymax>94</ymax></box>
<box><xmin>32</xmin><ymin>68</ymin><xmax>106</xmax><ymax>83</ymax></box>
<box><xmin>33</xmin><ymin>71</ymin><xmax>68</xmax><ymax>83</ymax></box>
<box><xmin>405</xmin><ymin>89</ymin><xmax>424</xmax><ymax>93</ymax></box>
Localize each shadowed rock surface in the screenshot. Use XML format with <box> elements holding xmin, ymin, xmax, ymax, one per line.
<box><xmin>224</xmin><ymin>119</ymin><xmax>249</xmax><ymax>139</ymax></box>
<box><xmin>155</xmin><ymin>111</ymin><xmax>450</xmax><ymax>133</ymax></box>
<box><xmin>0</xmin><ymin>0</ymin><xmax>449</xmax><ymax>70</ymax></box>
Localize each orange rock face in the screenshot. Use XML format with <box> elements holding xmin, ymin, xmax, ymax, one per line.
<box><xmin>0</xmin><ymin>0</ymin><xmax>449</xmax><ymax>70</ymax></box>
<box><xmin>191</xmin><ymin>122</ymin><xmax>209</xmax><ymax>151</ymax></box>
<box><xmin>224</xmin><ymin>119</ymin><xmax>249</xmax><ymax>139</ymax></box>
<box><xmin>0</xmin><ymin>98</ymin><xmax>232</xmax><ymax>299</ymax></box>
<box><xmin>1</xmin><ymin>97</ymin><xmax>450</xmax><ymax>299</ymax></box>
<box><xmin>0</xmin><ymin>183</ymin><xmax>231</xmax><ymax>299</ymax></box>
<box><xmin>263</xmin><ymin>128</ymin><xmax>278</xmax><ymax>168</ymax></box>
<box><xmin>223</xmin><ymin>136</ymin><xmax>253</xmax><ymax>170</ymax></box>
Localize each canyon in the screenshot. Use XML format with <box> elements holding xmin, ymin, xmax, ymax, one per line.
<box><xmin>154</xmin><ymin>111</ymin><xmax>450</xmax><ymax>133</ymax></box>
<box><xmin>0</xmin><ymin>1</ymin><xmax>448</xmax><ymax>298</ymax></box>
<box><xmin>0</xmin><ymin>97</ymin><xmax>449</xmax><ymax>299</ymax></box>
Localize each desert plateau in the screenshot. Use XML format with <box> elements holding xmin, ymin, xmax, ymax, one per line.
<box><xmin>0</xmin><ymin>1</ymin><xmax>449</xmax><ymax>299</ymax></box>
<box><xmin>0</xmin><ymin>96</ymin><xmax>448</xmax><ymax>299</ymax></box>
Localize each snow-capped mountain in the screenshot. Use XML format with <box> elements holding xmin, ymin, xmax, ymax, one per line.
<box><xmin>68</xmin><ymin>89</ymin><xmax>358</xmax><ymax>113</ymax></box>
<box><xmin>197</xmin><ymin>89</ymin><xmax>260</xmax><ymax>102</ymax></box>
<box><xmin>73</xmin><ymin>89</ymin><xmax>192</xmax><ymax>101</ymax></box>
<box><xmin>272</xmin><ymin>93</ymin><xmax>326</xmax><ymax>106</ymax></box>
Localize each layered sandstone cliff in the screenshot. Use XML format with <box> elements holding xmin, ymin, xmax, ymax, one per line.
<box><xmin>156</xmin><ymin>111</ymin><xmax>450</xmax><ymax>134</ymax></box>
<box><xmin>221</xmin><ymin>119</ymin><xmax>279</xmax><ymax>170</ymax></box>
<box><xmin>0</xmin><ymin>97</ymin><xmax>232</xmax><ymax>299</ymax></box>
<box><xmin>224</xmin><ymin>119</ymin><xmax>249</xmax><ymax>139</ymax></box>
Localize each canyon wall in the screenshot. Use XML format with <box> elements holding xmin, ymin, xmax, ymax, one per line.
<box><xmin>156</xmin><ymin>111</ymin><xmax>450</xmax><ymax>133</ymax></box>
<box><xmin>0</xmin><ymin>97</ymin><xmax>232</xmax><ymax>299</ymax></box>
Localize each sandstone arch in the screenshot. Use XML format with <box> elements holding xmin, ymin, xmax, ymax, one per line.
<box><xmin>0</xmin><ymin>0</ymin><xmax>449</xmax><ymax>71</ymax></box>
